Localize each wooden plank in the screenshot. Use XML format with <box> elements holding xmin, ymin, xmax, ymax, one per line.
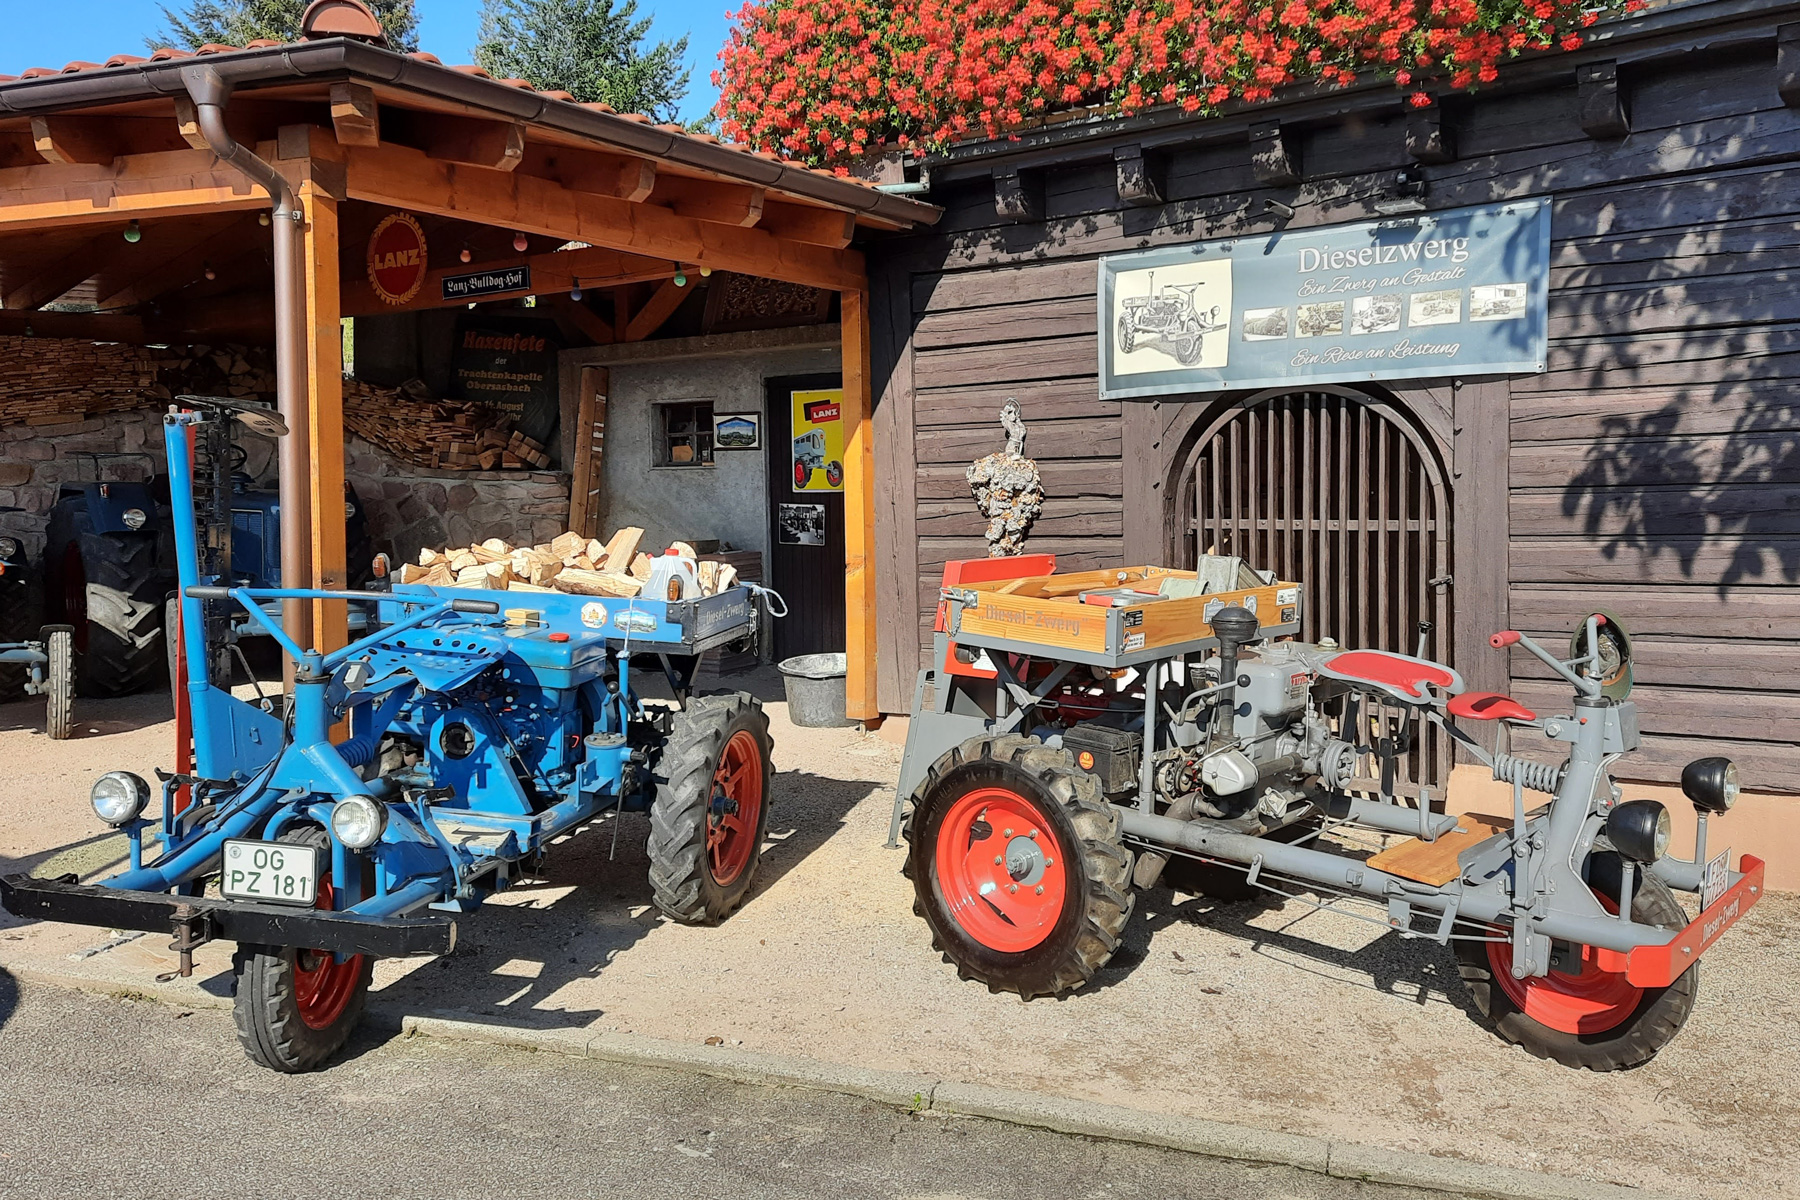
<box><xmin>1513</xmin><ymin>680</ymin><xmax>1800</xmax><ymax>744</ymax></box>
<box><xmin>912</xmin><ymin>259</ymin><xmax>1094</xmax><ymax>313</ymax></box>
<box><xmin>342</xmin><ymin>141</ymin><xmax>865</xmax><ymax>292</ymax></box>
<box><xmin>30</xmin><ymin>115</ymin><xmax>122</xmax><ymax>166</ymax></box>
<box><xmin>873</xmin><ymin>261</ymin><xmax>921</xmax><ymax>714</ymax></box>
<box><xmin>915</xmin><ymin>496</ymin><xmax>1124</xmax><ymax>538</ymax></box>
<box><xmin>1508</xmin><ymin>537</ymin><xmax>1800</xmax><ymax>586</ymax></box>
<box><xmin>915</xmin><ymin>378</ymin><xmax>1118</xmax><ymax>425</ymax></box>
<box><xmin>1509</xmin><ymin>583</ymin><xmax>1800</xmax><ymax>639</ymax></box>
<box><xmin>914</xmin><ymin>296</ymin><xmax>1096</xmax><ymax>349</ymax></box>
<box><xmin>568</xmin><ymin>367</ymin><xmax>607</xmax><ymax>539</ymax></box>
<box><xmin>915</xmin><ymin>458</ymin><xmax>1122</xmax><ymax>500</ymax></box>
<box><xmin>842</xmin><ymin>287</ymin><xmax>878</xmax><ymax>722</ymax></box>
<box><xmin>0</xmin><ymin>147</ymin><xmax>302</xmax><ymax>231</ymax></box>
<box><xmin>536</xmin><ymin>148</ymin><xmax>658</xmax><ymax>202</ymax></box>
<box><xmin>912</xmin><ymin>336</ymin><xmax>1097</xmax><ymax>389</ymax></box>
<box><xmin>1510</xmin><ymin>379</ymin><xmax>1798</xmax><ymax>441</ymax></box>
<box><xmin>915</xmin><ymin>417</ymin><xmax>1121</xmax><ymax>463</ymax></box>
<box><xmin>1366</xmin><ymin>815</ymin><xmax>1509</xmax><ymax>886</ymax></box>
<box><xmin>330</xmin><ymin>83</ymin><xmax>381</xmax><ymax>149</ymax></box>
<box><xmin>1</xmin><ymin>228</ymin><xmax>117</xmax><ymax>310</ymax></box>
<box><xmin>1511</xmin><ymin>485</ymin><xmax>1800</xmax><ymax>539</ymax></box>
<box><xmin>758</xmin><ymin>200</ymin><xmax>856</xmax><ymax>248</ymax></box>
<box><xmin>1454</xmin><ymin>380</ymin><xmax>1512</xmax><ymax>696</ymax></box>
<box><xmin>1510</xmin><ymin>434</ymin><xmax>1800</xmax><ymax>489</ymax></box>
<box><xmin>622</xmin><ymin>278</ymin><xmax>690</xmax><ymax>341</ymax></box>
<box><xmin>652</xmin><ymin>176</ymin><xmax>765</xmax><ymax>228</ymax></box>
<box><xmin>1510</xmin><ymin>634</ymin><xmax>1800</xmax><ymax>692</ymax></box>
<box><xmin>302</xmin><ymin>186</ymin><xmax>348</xmax><ymax>656</ymax></box>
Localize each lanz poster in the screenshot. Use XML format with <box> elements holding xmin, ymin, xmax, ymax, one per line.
<box><xmin>450</xmin><ymin>315</ymin><xmax>563</xmax><ymax>447</ymax></box>
<box><xmin>790</xmin><ymin>388</ymin><xmax>844</xmax><ymax>493</ymax></box>
<box><xmin>1098</xmin><ymin>199</ymin><xmax>1550</xmax><ymax>400</ymax></box>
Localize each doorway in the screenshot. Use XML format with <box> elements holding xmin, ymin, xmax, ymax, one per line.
<box><xmin>765</xmin><ymin>373</ymin><xmax>846</xmax><ymax>661</ymax></box>
<box><xmin>1176</xmin><ymin>386</ymin><xmax>1454</xmax><ymax>787</ymax></box>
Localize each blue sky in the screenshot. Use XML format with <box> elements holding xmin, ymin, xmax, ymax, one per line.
<box><xmin>3</xmin><ymin>0</ymin><xmax>733</xmax><ymax>124</ymax></box>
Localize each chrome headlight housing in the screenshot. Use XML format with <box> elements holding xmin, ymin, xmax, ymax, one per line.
<box><xmin>330</xmin><ymin>795</ymin><xmax>387</xmax><ymax>850</ymax></box>
<box><xmin>0</xmin><ymin>536</ymin><xmax>19</xmax><ymax>561</ymax></box>
<box><xmin>91</xmin><ymin>771</ymin><xmax>151</xmax><ymax>826</ymax></box>
<box><xmin>1607</xmin><ymin>799</ymin><xmax>1672</xmax><ymax>864</ymax></box>
<box><xmin>121</xmin><ymin>508</ymin><xmax>147</xmax><ymax>531</ymax></box>
<box><xmin>1681</xmin><ymin>757</ymin><xmax>1739</xmax><ymax>814</ymax></box>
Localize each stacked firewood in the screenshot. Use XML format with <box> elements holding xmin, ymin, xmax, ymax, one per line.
<box><xmin>342</xmin><ymin>378</ymin><xmax>550</xmax><ymax>471</ymax></box>
<box><xmin>397</xmin><ymin>527</ymin><xmax>740</xmax><ymax>599</ymax></box>
<box><xmin>0</xmin><ymin>337</ymin><xmax>271</xmax><ymax>425</ymax></box>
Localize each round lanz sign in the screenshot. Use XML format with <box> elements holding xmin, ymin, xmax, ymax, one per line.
<box><xmin>367</xmin><ymin>212</ymin><xmax>428</xmax><ymax>306</ymax></box>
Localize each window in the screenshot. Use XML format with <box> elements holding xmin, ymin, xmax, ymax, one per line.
<box><xmin>657</xmin><ymin>401</ymin><xmax>714</xmax><ymax>467</ymax></box>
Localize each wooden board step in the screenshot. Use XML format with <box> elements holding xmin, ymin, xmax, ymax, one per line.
<box><xmin>1366</xmin><ymin>815</ymin><xmax>1510</xmax><ymax>886</ymax></box>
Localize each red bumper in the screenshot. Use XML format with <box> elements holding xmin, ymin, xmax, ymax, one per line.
<box><xmin>1594</xmin><ymin>855</ymin><xmax>1766</xmax><ymax>988</ymax></box>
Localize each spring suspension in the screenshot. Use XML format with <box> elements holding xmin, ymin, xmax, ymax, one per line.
<box><xmin>1491</xmin><ymin>754</ymin><xmax>1564</xmax><ymax>795</ymax></box>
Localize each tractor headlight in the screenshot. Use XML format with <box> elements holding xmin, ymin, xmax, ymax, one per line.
<box><xmin>90</xmin><ymin>771</ymin><xmax>151</xmax><ymax>826</ymax></box>
<box><xmin>330</xmin><ymin>795</ymin><xmax>386</xmax><ymax>850</ymax></box>
<box><xmin>0</xmin><ymin>536</ymin><xmax>18</xmax><ymax>561</ymax></box>
<box><xmin>1607</xmin><ymin>799</ymin><xmax>1672</xmax><ymax>864</ymax></box>
<box><xmin>1681</xmin><ymin>757</ymin><xmax>1739</xmax><ymax>814</ymax></box>
<box><xmin>121</xmin><ymin>508</ymin><xmax>147</xmax><ymax>531</ymax></box>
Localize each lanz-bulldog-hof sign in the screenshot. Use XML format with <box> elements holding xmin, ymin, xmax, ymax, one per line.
<box><xmin>1097</xmin><ymin>199</ymin><xmax>1549</xmax><ymax>400</ymax></box>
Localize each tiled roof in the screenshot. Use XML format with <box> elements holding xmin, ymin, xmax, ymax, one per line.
<box><xmin>0</xmin><ymin>40</ymin><xmax>873</xmax><ymax>188</ymax></box>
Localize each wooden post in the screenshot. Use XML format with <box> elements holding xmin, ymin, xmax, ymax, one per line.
<box><xmin>841</xmin><ymin>288</ymin><xmax>878</xmax><ymax>722</ymax></box>
<box><xmin>301</xmin><ymin>184</ymin><xmax>348</xmax><ymax>655</ymax></box>
<box><xmin>569</xmin><ymin>366</ymin><xmax>608</xmax><ymax>539</ymax></box>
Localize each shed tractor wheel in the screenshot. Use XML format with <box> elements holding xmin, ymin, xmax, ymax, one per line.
<box><xmin>45</xmin><ymin>498</ymin><xmax>166</xmax><ymax>697</ymax></box>
<box><xmin>232</xmin><ymin>826</ymin><xmax>373</xmax><ymax>1073</ymax></box>
<box><xmin>903</xmin><ymin>735</ymin><xmax>1134</xmax><ymax>999</ymax></box>
<box><xmin>42</xmin><ymin>626</ymin><xmax>73</xmax><ymax>740</ymax></box>
<box><xmin>1455</xmin><ymin>852</ymin><xmax>1698</xmax><ymax>1071</ymax></box>
<box><xmin>647</xmin><ymin>692</ymin><xmax>774</xmax><ymax>923</ymax></box>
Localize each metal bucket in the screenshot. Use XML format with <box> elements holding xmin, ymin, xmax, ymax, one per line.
<box><xmin>777</xmin><ymin>652</ymin><xmax>850</xmax><ymax>728</ymax></box>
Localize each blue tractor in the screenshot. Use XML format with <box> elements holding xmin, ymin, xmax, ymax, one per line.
<box><xmin>42</xmin><ymin>408</ymin><xmax>374</xmax><ymax>697</ymax></box>
<box><xmin>0</xmin><ymin>512</ymin><xmax>74</xmax><ymax>739</ymax></box>
<box><xmin>3</xmin><ymin>405</ymin><xmax>776</xmax><ymax>1071</ymax></box>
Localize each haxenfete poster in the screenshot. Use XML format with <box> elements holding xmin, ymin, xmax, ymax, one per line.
<box><xmin>450</xmin><ymin>315</ymin><xmax>562</xmax><ymax>448</ymax></box>
<box><xmin>1097</xmin><ymin>199</ymin><xmax>1550</xmax><ymax>400</ymax></box>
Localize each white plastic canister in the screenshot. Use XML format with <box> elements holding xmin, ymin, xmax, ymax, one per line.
<box><xmin>643</xmin><ymin>550</ymin><xmax>701</xmax><ymax>602</ymax></box>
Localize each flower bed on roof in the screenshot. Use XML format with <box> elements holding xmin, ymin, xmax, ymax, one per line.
<box><xmin>716</xmin><ymin>0</ymin><xmax>1642</xmax><ymax>169</ymax></box>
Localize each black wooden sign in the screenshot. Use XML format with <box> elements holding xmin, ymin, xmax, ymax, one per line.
<box><xmin>449</xmin><ymin>315</ymin><xmax>562</xmax><ymax>448</ymax></box>
<box><xmin>442</xmin><ymin>265</ymin><xmax>530</xmax><ymax>302</ymax></box>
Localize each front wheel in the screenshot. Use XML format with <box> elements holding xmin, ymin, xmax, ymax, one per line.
<box><xmin>903</xmin><ymin>736</ymin><xmax>1133</xmax><ymax>999</ymax></box>
<box><xmin>647</xmin><ymin>693</ymin><xmax>774</xmax><ymax>923</ymax></box>
<box><xmin>232</xmin><ymin>827</ymin><xmax>372</xmax><ymax>1072</ymax></box>
<box><xmin>1455</xmin><ymin>854</ymin><xmax>1697</xmax><ymax>1070</ymax></box>
<box><xmin>1116</xmin><ymin>314</ymin><xmax>1136</xmax><ymax>355</ymax></box>
<box><xmin>793</xmin><ymin>459</ymin><xmax>812</xmax><ymax>489</ymax></box>
<box><xmin>42</xmin><ymin>626</ymin><xmax>73</xmax><ymax>740</ymax></box>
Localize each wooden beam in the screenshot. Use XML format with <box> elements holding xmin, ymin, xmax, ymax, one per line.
<box><xmin>651</xmin><ymin>176</ymin><xmax>765</xmax><ymax>228</ymax></box>
<box><xmin>330</xmin><ymin>83</ymin><xmax>381</xmax><ymax>148</ymax></box>
<box><xmin>0</xmin><ymin>310</ymin><xmax>147</xmax><ymax>341</ymax></box>
<box><xmin>340</xmin><ymin>243</ymin><xmax>674</xmax><ymax>316</ymax></box>
<box><xmin>1577</xmin><ymin>60</ymin><xmax>1630</xmax><ymax>139</ymax></box>
<box><xmin>568</xmin><ymin>367</ymin><xmax>608</xmax><ymax>539</ymax></box>
<box><xmin>30</xmin><ymin>116</ymin><xmax>122</xmax><ymax>166</ymax></box>
<box><xmin>423</xmin><ymin>114</ymin><xmax>526</xmax><ymax>172</ymax></box>
<box><xmin>534</xmin><ymin>148</ymin><xmax>656</xmax><ymax>202</ymax></box>
<box><xmin>94</xmin><ymin>218</ymin><xmax>246</xmax><ymax>310</ymax></box>
<box><xmin>1114</xmin><ymin>144</ymin><xmax>1165</xmax><ymax>207</ymax></box>
<box><xmin>758</xmin><ymin>201</ymin><xmax>856</xmax><ymax>249</ymax></box>
<box><xmin>1250</xmin><ymin>121</ymin><xmax>1301</xmax><ymax>185</ymax></box>
<box><xmin>622</xmin><ymin>278</ymin><xmax>691</xmax><ymax>341</ymax></box>
<box><xmin>171</xmin><ymin>97</ymin><xmax>210</xmax><ymax>150</ymax></box>
<box><xmin>613</xmin><ymin>286</ymin><xmax>631</xmax><ymax>340</ymax></box>
<box><xmin>543</xmin><ymin>294</ymin><xmax>615</xmax><ymax>345</ymax></box>
<box><xmin>992</xmin><ymin>169</ymin><xmax>1041</xmax><ymax>222</ymax></box>
<box><xmin>343</xmin><ymin>141</ymin><xmax>865</xmax><ymax>291</ymax></box>
<box><xmin>302</xmin><ymin>185</ymin><xmax>348</xmax><ymax>654</ymax></box>
<box><xmin>841</xmin><ymin>287</ymin><xmax>877</xmax><ymax>722</ymax></box>
<box><xmin>2</xmin><ymin>229</ymin><xmax>120</xmax><ymax>310</ymax></box>
<box><xmin>0</xmin><ymin>147</ymin><xmax>308</xmax><ymax>232</ymax></box>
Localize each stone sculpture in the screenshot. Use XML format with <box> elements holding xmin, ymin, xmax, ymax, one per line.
<box><xmin>966</xmin><ymin>399</ymin><xmax>1043</xmax><ymax>557</ymax></box>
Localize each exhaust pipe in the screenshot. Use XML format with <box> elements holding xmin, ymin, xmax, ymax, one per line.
<box><xmin>179</xmin><ymin>64</ymin><xmax>312</xmax><ymax>652</ymax></box>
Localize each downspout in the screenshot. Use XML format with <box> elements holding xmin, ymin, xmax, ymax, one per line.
<box><xmin>180</xmin><ymin>64</ymin><xmax>313</xmax><ymax>651</ymax></box>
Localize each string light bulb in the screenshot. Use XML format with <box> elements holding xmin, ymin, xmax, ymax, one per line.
<box><xmin>699</xmin><ymin>267</ymin><xmax>712</xmax><ymax>277</ymax></box>
<box><xmin>122</xmin><ymin>220</ymin><xmax>142</xmax><ymax>244</ymax></box>
<box><xmin>460</xmin><ymin>247</ymin><xmax>473</xmax><ymax>263</ymax></box>
<box><xmin>203</xmin><ymin>262</ymin><xmax>216</xmax><ymax>281</ymax></box>
<box><xmin>258</xmin><ymin>212</ymin><xmax>271</xmax><ymax>227</ymax></box>
<box><xmin>570</xmin><ymin>284</ymin><xmax>583</xmax><ymax>302</ymax></box>
<box><xmin>673</xmin><ymin>271</ymin><xmax>688</xmax><ymax>287</ymax></box>
<box><xmin>512</xmin><ymin>232</ymin><xmax>529</xmax><ymax>252</ymax></box>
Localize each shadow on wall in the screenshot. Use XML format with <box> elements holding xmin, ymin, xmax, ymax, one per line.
<box><xmin>1561</xmin><ymin>391</ymin><xmax>1800</xmax><ymax>593</ymax></box>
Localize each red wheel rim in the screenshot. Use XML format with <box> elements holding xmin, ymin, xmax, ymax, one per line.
<box><xmin>793</xmin><ymin>460</ymin><xmax>808</xmax><ymax>487</ymax></box>
<box><xmin>1486</xmin><ymin>895</ymin><xmax>1642</xmax><ymax>1035</ymax></box>
<box><xmin>60</xmin><ymin>544</ymin><xmax>88</xmax><ymax>652</ymax></box>
<box><xmin>293</xmin><ymin>874</ymin><xmax>364</xmax><ymax>1030</ymax></box>
<box><xmin>707</xmin><ymin>730</ymin><xmax>764</xmax><ymax>887</ymax></box>
<box><xmin>934</xmin><ymin>786</ymin><xmax>1068</xmax><ymax>953</ymax></box>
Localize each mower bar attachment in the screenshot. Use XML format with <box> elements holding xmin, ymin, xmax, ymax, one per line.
<box><xmin>0</xmin><ymin>873</ymin><xmax>456</xmax><ymax>959</ymax></box>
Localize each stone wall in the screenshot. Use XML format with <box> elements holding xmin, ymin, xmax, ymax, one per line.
<box><xmin>0</xmin><ymin>406</ymin><xmax>569</xmax><ymax>568</ymax></box>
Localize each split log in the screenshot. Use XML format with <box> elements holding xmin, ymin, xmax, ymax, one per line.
<box><xmin>555</xmin><ymin>569</ymin><xmax>642</xmax><ymax>598</ymax></box>
<box><xmin>600</xmin><ymin>527</ymin><xmax>645</xmax><ymax>569</ymax></box>
<box><xmin>630</xmin><ymin>553</ymin><xmax>654</xmax><ymax>580</ymax></box>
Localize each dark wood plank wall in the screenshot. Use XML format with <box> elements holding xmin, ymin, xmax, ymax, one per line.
<box><xmin>872</xmin><ymin>30</ymin><xmax>1800</xmax><ymax>789</ymax></box>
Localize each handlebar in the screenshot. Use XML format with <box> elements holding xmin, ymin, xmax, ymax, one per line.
<box><xmin>182</xmin><ymin>584</ymin><xmax>501</xmax><ymax>672</ymax></box>
<box><xmin>451</xmin><ymin>599</ymin><xmax>501</xmax><ymax>614</ymax></box>
<box><xmin>1490</xmin><ymin>623</ymin><xmax>1602</xmax><ymax>698</ymax></box>
<box><xmin>1489</xmin><ymin>630</ymin><xmax>1520</xmax><ymax>648</ymax></box>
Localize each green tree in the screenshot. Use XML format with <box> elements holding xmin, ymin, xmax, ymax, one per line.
<box><xmin>475</xmin><ymin>0</ymin><xmax>691</xmax><ymax>126</ymax></box>
<box><xmin>150</xmin><ymin>0</ymin><xmax>420</xmax><ymax>53</ymax></box>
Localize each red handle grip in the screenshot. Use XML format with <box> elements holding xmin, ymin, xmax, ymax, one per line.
<box><xmin>1490</xmin><ymin>630</ymin><xmax>1521</xmax><ymax>648</ymax></box>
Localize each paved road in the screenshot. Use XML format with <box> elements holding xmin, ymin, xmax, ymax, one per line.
<box><xmin>0</xmin><ymin>971</ymin><xmax>1433</xmax><ymax>1200</ymax></box>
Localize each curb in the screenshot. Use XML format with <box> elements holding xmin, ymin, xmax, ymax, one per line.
<box><xmin>5</xmin><ymin>962</ymin><xmax>1677</xmax><ymax>1200</ymax></box>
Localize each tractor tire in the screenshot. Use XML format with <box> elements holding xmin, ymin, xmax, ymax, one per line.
<box><xmin>0</xmin><ymin>564</ymin><xmax>33</xmax><ymax>704</ymax></box>
<box><xmin>44</xmin><ymin>497</ymin><xmax>167</xmax><ymax>698</ymax></box>
<box><xmin>903</xmin><ymin>735</ymin><xmax>1134</xmax><ymax>999</ymax></box>
<box><xmin>825</xmin><ymin>461</ymin><xmax>844</xmax><ymax>489</ymax></box>
<box><xmin>646</xmin><ymin>692</ymin><xmax>774</xmax><ymax>924</ymax></box>
<box><xmin>794</xmin><ymin>459</ymin><xmax>812</xmax><ymax>489</ymax></box>
<box><xmin>42</xmin><ymin>626</ymin><xmax>73</xmax><ymax>740</ymax></box>
<box><xmin>232</xmin><ymin>826</ymin><xmax>373</xmax><ymax>1073</ymax></box>
<box><xmin>1455</xmin><ymin>852</ymin><xmax>1698</xmax><ymax>1071</ymax></box>
<box><xmin>1116</xmin><ymin>314</ymin><xmax>1136</xmax><ymax>355</ymax></box>
<box><xmin>1176</xmin><ymin>335</ymin><xmax>1203</xmax><ymax>365</ymax></box>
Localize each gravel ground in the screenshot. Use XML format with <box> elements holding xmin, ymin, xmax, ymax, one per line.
<box><xmin>2</xmin><ymin>677</ymin><xmax>1795</xmax><ymax>1199</ymax></box>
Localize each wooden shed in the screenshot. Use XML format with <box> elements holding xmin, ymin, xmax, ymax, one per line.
<box><xmin>867</xmin><ymin>0</ymin><xmax>1800</xmax><ymax>860</ymax></box>
<box><xmin>0</xmin><ymin>2</ymin><xmax>938</xmax><ymax>718</ymax></box>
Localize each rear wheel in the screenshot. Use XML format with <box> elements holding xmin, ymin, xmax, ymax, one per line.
<box><xmin>1455</xmin><ymin>853</ymin><xmax>1697</xmax><ymax>1070</ymax></box>
<box><xmin>1116</xmin><ymin>314</ymin><xmax>1136</xmax><ymax>355</ymax></box>
<box><xmin>42</xmin><ymin>627</ymin><xmax>73</xmax><ymax>740</ymax></box>
<box><xmin>825</xmin><ymin>461</ymin><xmax>844</xmax><ymax>489</ymax></box>
<box><xmin>647</xmin><ymin>693</ymin><xmax>774</xmax><ymax>923</ymax></box>
<box><xmin>904</xmin><ymin>736</ymin><xmax>1133</xmax><ymax>999</ymax></box>
<box><xmin>232</xmin><ymin>827</ymin><xmax>372</xmax><ymax>1073</ymax></box>
<box><xmin>44</xmin><ymin>498</ymin><xmax>166</xmax><ymax>697</ymax></box>
<box><xmin>1176</xmin><ymin>335</ymin><xmax>1203</xmax><ymax>365</ymax></box>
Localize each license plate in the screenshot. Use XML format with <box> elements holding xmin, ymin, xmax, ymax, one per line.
<box><xmin>221</xmin><ymin>840</ymin><xmax>320</xmax><ymax>906</ymax></box>
<box><xmin>1702</xmin><ymin>848</ymin><xmax>1731</xmax><ymax>910</ymax></box>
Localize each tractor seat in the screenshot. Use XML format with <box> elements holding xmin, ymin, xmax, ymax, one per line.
<box><xmin>1447</xmin><ymin>691</ymin><xmax>1537</xmax><ymax>722</ymax></box>
<box><xmin>1316</xmin><ymin>650</ymin><xmax>1465</xmax><ymax>705</ymax></box>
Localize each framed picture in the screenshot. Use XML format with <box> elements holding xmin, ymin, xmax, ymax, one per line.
<box><xmin>712</xmin><ymin>411</ymin><xmax>761</xmax><ymax>450</ymax></box>
<box><xmin>778</xmin><ymin>503</ymin><xmax>827</xmax><ymax>546</ymax></box>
